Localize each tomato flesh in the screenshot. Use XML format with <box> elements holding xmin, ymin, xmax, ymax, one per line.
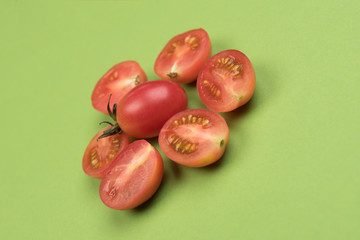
<box><xmin>91</xmin><ymin>61</ymin><xmax>147</xmax><ymax>114</ymax></box>
<box><xmin>116</xmin><ymin>80</ymin><xmax>188</xmax><ymax>138</ymax></box>
<box><xmin>99</xmin><ymin>140</ymin><xmax>163</xmax><ymax>210</ymax></box>
<box><xmin>158</xmin><ymin>109</ymin><xmax>229</xmax><ymax>167</ymax></box>
<box><xmin>154</xmin><ymin>28</ymin><xmax>211</xmax><ymax>84</ymax></box>
<box><xmin>82</xmin><ymin>127</ymin><xmax>131</xmax><ymax>178</ymax></box>
<box><xmin>197</xmin><ymin>49</ymin><xmax>255</xmax><ymax>112</ymax></box>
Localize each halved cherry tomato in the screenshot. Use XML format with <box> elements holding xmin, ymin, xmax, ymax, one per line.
<box><xmin>99</xmin><ymin>140</ymin><xmax>163</xmax><ymax>210</ymax></box>
<box><xmin>197</xmin><ymin>49</ymin><xmax>255</xmax><ymax>112</ymax></box>
<box><xmin>158</xmin><ymin>109</ymin><xmax>229</xmax><ymax>167</ymax></box>
<box><xmin>91</xmin><ymin>61</ymin><xmax>147</xmax><ymax>114</ymax></box>
<box><xmin>154</xmin><ymin>28</ymin><xmax>211</xmax><ymax>84</ymax></box>
<box><xmin>114</xmin><ymin>80</ymin><xmax>188</xmax><ymax>138</ymax></box>
<box><xmin>82</xmin><ymin>126</ymin><xmax>131</xmax><ymax>178</ymax></box>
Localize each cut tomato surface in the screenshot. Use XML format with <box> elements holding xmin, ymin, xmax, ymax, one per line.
<box><xmin>197</xmin><ymin>49</ymin><xmax>255</xmax><ymax>112</ymax></box>
<box><xmin>154</xmin><ymin>28</ymin><xmax>211</xmax><ymax>84</ymax></box>
<box><xmin>158</xmin><ymin>109</ymin><xmax>229</xmax><ymax>167</ymax></box>
<box><xmin>99</xmin><ymin>140</ymin><xmax>163</xmax><ymax>210</ymax></box>
<box><xmin>82</xmin><ymin>127</ymin><xmax>131</xmax><ymax>179</ymax></box>
<box><xmin>91</xmin><ymin>61</ymin><xmax>147</xmax><ymax>114</ymax></box>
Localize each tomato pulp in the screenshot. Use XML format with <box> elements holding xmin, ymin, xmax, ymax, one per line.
<box><xmin>154</xmin><ymin>28</ymin><xmax>211</xmax><ymax>84</ymax></box>
<box><xmin>115</xmin><ymin>80</ymin><xmax>188</xmax><ymax>138</ymax></box>
<box><xmin>91</xmin><ymin>61</ymin><xmax>147</xmax><ymax>114</ymax></box>
<box><xmin>82</xmin><ymin>127</ymin><xmax>131</xmax><ymax>178</ymax></box>
<box><xmin>99</xmin><ymin>140</ymin><xmax>163</xmax><ymax>210</ymax></box>
<box><xmin>158</xmin><ymin>109</ymin><xmax>229</xmax><ymax>167</ymax></box>
<box><xmin>197</xmin><ymin>49</ymin><xmax>255</xmax><ymax>112</ymax></box>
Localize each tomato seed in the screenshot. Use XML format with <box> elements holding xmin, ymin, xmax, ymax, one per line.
<box><xmin>202</xmin><ymin>80</ymin><xmax>221</xmax><ymax>98</ymax></box>
<box><xmin>184</xmin><ymin>36</ymin><xmax>199</xmax><ymax>50</ymax></box>
<box><xmin>172</xmin><ymin>115</ymin><xmax>211</xmax><ymax>128</ymax></box>
<box><xmin>167</xmin><ymin>133</ymin><xmax>197</xmax><ymax>154</ymax></box>
<box><xmin>215</xmin><ymin>57</ymin><xmax>243</xmax><ymax>78</ymax></box>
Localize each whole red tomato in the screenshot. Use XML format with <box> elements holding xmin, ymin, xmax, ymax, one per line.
<box><xmin>98</xmin><ymin>80</ymin><xmax>188</xmax><ymax>139</ymax></box>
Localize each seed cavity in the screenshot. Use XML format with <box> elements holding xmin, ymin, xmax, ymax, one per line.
<box><xmin>89</xmin><ymin>137</ymin><xmax>122</xmax><ymax>169</ymax></box>
<box><xmin>184</xmin><ymin>36</ymin><xmax>199</xmax><ymax>50</ymax></box>
<box><xmin>109</xmin><ymin>71</ymin><xmax>119</xmax><ymax>81</ymax></box>
<box><xmin>215</xmin><ymin>57</ymin><xmax>243</xmax><ymax>78</ymax></box>
<box><xmin>167</xmin><ymin>40</ymin><xmax>182</xmax><ymax>55</ymax></box>
<box><xmin>167</xmin><ymin>133</ymin><xmax>197</xmax><ymax>154</ymax></box>
<box><xmin>172</xmin><ymin>115</ymin><xmax>211</xmax><ymax>128</ymax></box>
<box><xmin>108</xmin><ymin>137</ymin><xmax>122</xmax><ymax>161</ymax></box>
<box><xmin>202</xmin><ymin>80</ymin><xmax>221</xmax><ymax>97</ymax></box>
<box><xmin>89</xmin><ymin>149</ymin><xmax>101</xmax><ymax>169</ymax></box>
<box><xmin>167</xmin><ymin>36</ymin><xmax>199</xmax><ymax>56</ymax></box>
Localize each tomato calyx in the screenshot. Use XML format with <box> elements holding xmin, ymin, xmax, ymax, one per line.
<box><xmin>97</xmin><ymin>95</ymin><xmax>122</xmax><ymax>141</ymax></box>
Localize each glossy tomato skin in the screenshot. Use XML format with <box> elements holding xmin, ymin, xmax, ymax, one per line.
<box><xmin>158</xmin><ymin>109</ymin><xmax>229</xmax><ymax>167</ymax></box>
<box><xmin>82</xmin><ymin>127</ymin><xmax>131</xmax><ymax>179</ymax></box>
<box><xmin>99</xmin><ymin>140</ymin><xmax>163</xmax><ymax>210</ymax></box>
<box><xmin>91</xmin><ymin>61</ymin><xmax>147</xmax><ymax>114</ymax></box>
<box><xmin>197</xmin><ymin>49</ymin><xmax>255</xmax><ymax>112</ymax></box>
<box><xmin>116</xmin><ymin>80</ymin><xmax>188</xmax><ymax>138</ymax></box>
<box><xmin>154</xmin><ymin>28</ymin><xmax>211</xmax><ymax>84</ymax></box>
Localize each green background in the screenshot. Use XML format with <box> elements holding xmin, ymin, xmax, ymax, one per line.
<box><xmin>1</xmin><ymin>0</ymin><xmax>359</xmax><ymax>239</ymax></box>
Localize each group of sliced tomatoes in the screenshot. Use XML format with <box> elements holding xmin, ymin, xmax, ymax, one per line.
<box><xmin>82</xmin><ymin>28</ymin><xmax>256</xmax><ymax>210</ymax></box>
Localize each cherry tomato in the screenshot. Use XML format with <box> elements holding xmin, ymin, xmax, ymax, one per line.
<box><xmin>115</xmin><ymin>80</ymin><xmax>188</xmax><ymax>138</ymax></box>
<box><xmin>197</xmin><ymin>49</ymin><xmax>255</xmax><ymax>112</ymax></box>
<box><xmin>154</xmin><ymin>28</ymin><xmax>211</xmax><ymax>84</ymax></box>
<box><xmin>82</xmin><ymin>126</ymin><xmax>131</xmax><ymax>179</ymax></box>
<box><xmin>158</xmin><ymin>109</ymin><xmax>229</xmax><ymax>167</ymax></box>
<box><xmin>99</xmin><ymin>140</ymin><xmax>163</xmax><ymax>210</ymax></box>
<box><xmin>91</xmin><ymin>61</ymin><xmax>147</xmax><ymax>114</ymax></box>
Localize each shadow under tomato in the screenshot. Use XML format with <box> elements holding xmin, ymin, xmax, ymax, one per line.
<box><xmin>184</xmin><ymin>80</ymin><xmax>197</xmax><ymax>88</ymax></box>
<box><xmin>144</xmin><ymin>136</ymin><xmax>159</xmax><ymax>148</ymax></box>
<box><xmin>199</xmin><ymin>146</ymin><xmax>229</xmax><ymax>172</ymax></box>
<box><xmin>132</xmin><ymin>170</ymin><xmax>168</xmax><ymax>212</ymax></box>
<box><xmin>221</xmin><ymin>97</ymin><xmax>254</xmax><ymax>128</ymax></box>
<box><xmin>168</xmin><ymin>160</ymin><xmax>183</xmax><ymax>179</ymax></box>
<box><xmin>85</xmin><ymin>175</ymin><xmax>101</xmax><ymax>189</ymax></box>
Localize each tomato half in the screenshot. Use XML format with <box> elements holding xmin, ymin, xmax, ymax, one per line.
<box><xmin>82</xmin><ymin>127</ymin><xmax>131</xmax><ymax>178</ymax></box>
<box><xmin>197</xmin><ymin>49</ymin><xmax>255</xmax><ymax>112</ymax></box>
<box><xmin>99</xmin><ymin>140</ymin><xmax>163</xmax><ymax>210</ymax></box>
<box><xmin>158</xmin><ymin>109</ymin><xmax>229</xmax><ymax>167</ymax></box>
<box><xmin>115</xmin><ymin>80</ymin><xmax>188</xmax><ymax>138</ymax></box>
<box><xmin>154</xmin><ymin>28</ymin><xmax>211</xmax><ymax>84</ymax></box>
<box><xmin>91</xmin><ymin>61</ymin><xmax>147</xmax><ymax>114</ymax></box>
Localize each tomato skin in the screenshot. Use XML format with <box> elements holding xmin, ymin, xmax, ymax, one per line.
<box><xmin>82</xmin><ymin>127</ymin><xmax>131</xmax><ymax>179</ymax></box>
<box><xmin>154</xmin><ymin>28</ymin><xmax>211</xmax><ymax>84</ymax></box>
<box><xmin>91</xmin><ymin>61</ymin><xmax>147</xmax><ymax>114</ymax></box>
<box><xmin>158</xmin><ymin>109</ymin><xmax>229</xmax><ymax>167</ymax></box>
<box><xmin>197</xmin><ymin>49</ymin><xmax>255</xmax><ymax>112</ymax></box>
<box><xmin>116</xmin><ymin>80</ymin><xmax>188</xmax><ymax>138</ymax></box>
<box><xmin>99</xmin><ymin>140</ymin><xmax>163</xmax><ymax>210</ymax></box>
